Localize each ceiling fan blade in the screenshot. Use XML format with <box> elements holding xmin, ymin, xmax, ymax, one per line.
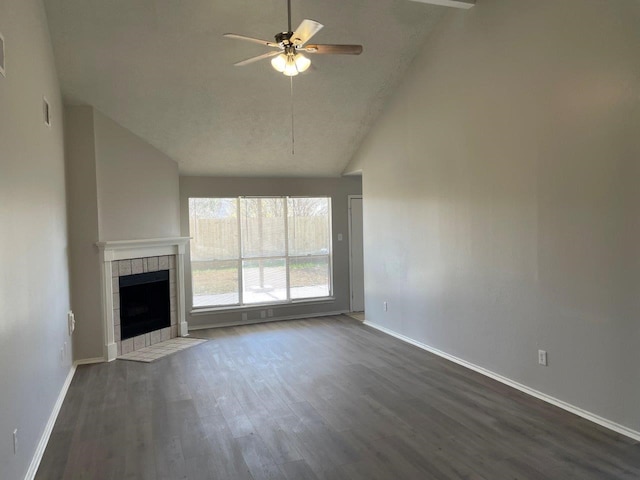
<box><xmin>234</xmin><ymin>50</ymin><xmax>281</xmax><ymax>67</ymax></box>
<box><xmin>224</xmin><ymin>33</ymin><xmax>279</xmax><ymax>48</ymax></box>
<box><xmin>291</xmin><ymin>19</ymin><xmax>323</xmax><ymax>46</ymax></box>
<box><xmin>302</xmin><ymin>44</ymin><xmax>363</xmax><ymax>55</ymax></box>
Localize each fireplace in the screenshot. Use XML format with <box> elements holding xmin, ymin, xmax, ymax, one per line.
<box><xmin>97</xmin><ymin>237</ymin><xmax>190</xmax><ymax>362</ymax></box>
<box><xmin>111</xmin><ymin>255</ymin><xmax>178</xmax><ymax>355</ymax></box>
<box><xmin>119</xmin><ymin>270</ymin><xmax>170</xmax><ymax>340</ymax></box>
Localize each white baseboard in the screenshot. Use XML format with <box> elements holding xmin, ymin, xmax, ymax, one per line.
<box><xmin>105</xmin><ymin>342</ymin><xmax>118</xmax><ymax>362</ymax></box>
<box><xmin>25</xmin><ymin>356</ymin><xmax>106</xmax><ymax>479</ymax></box>
<box><xmin>74</xmin><ymin>356</ymin><xmax>104</xmax><ymax>365</ymax></box>
<box><xmin>24</xmin><ymin>363</ymin><xmax>77</xmax><ymax>480</ymax></box>
<box><xmin>189</xmin><ymin>310</ymin><xmax>349</xmax><ymax>331</ymax></box>
<box><xmin>364</xmin><ymin>321</ymin><xmax>640</xmax><ymax>443</ymax></box>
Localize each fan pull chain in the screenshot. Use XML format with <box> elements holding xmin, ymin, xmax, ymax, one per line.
<box><xmin>290</xmin><ymin>75</ymin><xmax>295</xmax><ymax>155</ymax></box>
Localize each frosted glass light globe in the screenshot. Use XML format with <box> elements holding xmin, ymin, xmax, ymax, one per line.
<box><xmin>271</xmin><ymin>54</ymin><xmax>287</xmax><ymax>73</ymax></box>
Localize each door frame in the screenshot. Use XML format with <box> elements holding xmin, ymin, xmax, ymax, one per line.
<box><xmin>348</xmin><ymin>195</ymin><xmax>363</xmax><ymax>312</ymax></box>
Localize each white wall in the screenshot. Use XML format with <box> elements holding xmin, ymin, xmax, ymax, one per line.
<box><xmin>65</xmin><ymin>107</ymin><xmax>181</xmax><ymax>361</ymax></box>
<box><xmin>349</xmin><ymin>0</ymin><xmax>640</xmax><ymax>433</ymax></box>
<box><xmin>180</xmin><ymin>176</ymin><xmax>362</xmax><ymax>328</ymax></box>
<box><xmin>0</xmin><ymin>1</ymin><xmax>73</xmax><ymax>478</ymax></box>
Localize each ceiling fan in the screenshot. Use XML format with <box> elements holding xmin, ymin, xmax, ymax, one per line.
<box><xmin>224</xmin><ymin>0</ymin><xmax>363</xmax><ymax>76</ymax></box>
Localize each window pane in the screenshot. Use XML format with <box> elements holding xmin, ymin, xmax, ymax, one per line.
<box><xmin>189</xmin><ymin>198</ymin><xmax>238</xmax><ymax>260</ymax></box>
<box><xmin>288</xmin><ymin>198</ymin><xmax>330</xmax><ymax>256</ymax></box>
<box><xmin>240</xmin><ymin>198</ymin><xmax>286</xmax><ymax>258</ymax></box>
<box><xmin>290</xmin><ymin>256</ymin><xmax>330</xmax><ymax>299</ymax></box>
<box><xmin>242</xmin><ymin>258</ymin><xmax>287</xmax><ymax>304</ymax></box>
<box><xmin>192</xmin><ymin>260</ymin><xmax>239</xmax><ymax>307</ymax></box>
<box><xmin>190</xmin><ymin>196</ymin><xmax>332</xmax><ymax>309</ymax></box>
<box><xmin>189</xmin><ymin>198</ymin><xmax>239</xmax><ymax>307</ymax></box>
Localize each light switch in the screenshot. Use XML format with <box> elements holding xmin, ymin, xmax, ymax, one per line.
<box><xmin>337</xmin><ymin>233</ymin><xmax>343</xmax><ymax>241</ymax></box>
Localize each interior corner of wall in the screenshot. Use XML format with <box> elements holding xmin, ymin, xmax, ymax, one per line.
<box><xmin>342</xmin><ymin>167</ymin><xmax>363</xmax><ymax>177</ymax></box>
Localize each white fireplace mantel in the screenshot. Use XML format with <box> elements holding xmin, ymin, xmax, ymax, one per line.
<box><xmin>97</xmin><ymin>237</ymin><xmax>191</xmax><ymax>362</ymax></box>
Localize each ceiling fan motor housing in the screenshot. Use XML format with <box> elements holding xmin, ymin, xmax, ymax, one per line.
<box><xmin>275</xmin><ymin>32</ymin><xmax>294</xmax><ymax>46</ymax></box>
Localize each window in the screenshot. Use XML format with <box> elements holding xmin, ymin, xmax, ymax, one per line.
<box><xmin>189</xmin><ymin>196</ymin><xmax>332</xmax><ymax>308</ymax></box>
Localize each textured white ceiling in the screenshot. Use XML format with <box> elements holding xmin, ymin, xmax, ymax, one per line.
<box><xmin>43</xmin><ymin>0</ymin><xmax>445</xmax><ymax>176</ymax></box>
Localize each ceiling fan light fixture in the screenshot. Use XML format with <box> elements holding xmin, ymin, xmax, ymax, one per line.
<box><xmin>277</xmin><ymin>52</ymin><xmax>310</xmax><ymax>77</ymax></box>
<box><xmin>271</xmin><ymin>53</ymin><xmax>288</xmax><ymax>72</ymax></box>
<box><xmin>294</xmin><ymin>53</ymin><xmax>311</xmax><ymax>73</ymax></box>
<box><xmin>282</xmin><ymin>55</ymin><xmax>300</xmax><ymax>76</ymax></box>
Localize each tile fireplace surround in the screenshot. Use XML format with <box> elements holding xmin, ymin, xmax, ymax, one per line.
<box><xmin>97</xmin><ymin>237</ymin><xmax>190</xmax><ymax>362</ymax></box>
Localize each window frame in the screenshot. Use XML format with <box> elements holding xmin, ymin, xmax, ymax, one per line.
<box><xmin>189</xmin><ymin>195</ymin><xmax>333</xmax><ymax>311</ymax></box>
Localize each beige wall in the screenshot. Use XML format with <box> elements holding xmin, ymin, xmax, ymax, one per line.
<box><xmin>94</xmin><ymin>110</ymin><xmax>180</xmax><ymax>241</ymax></box>
<box><xmin>0</xmin><ymin>1</ymin><xmax>72</xmax><ymax>478</ymax></box>
<box><xmin>65</xmin><ymin>107</ymin><xmax>103</xmax><ymax>360</ymax></box>
<box><xmin>65</xmin><ymin>107</ymin><xmax>181</xmax><ymax>360</ymax></box>
<box><xmin>349</xmin><ymin>0</ymin><xmax>640</xmax><ymax>433</ymax></box>
<box><xmin>180</xmin><ymin>176</ymin><xmax>362</xmax><ymax>328</ymax></box>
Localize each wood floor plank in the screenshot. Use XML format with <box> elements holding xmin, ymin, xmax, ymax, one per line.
<box><xmin>36</xmin><ymin>316</ymin><xmax>640</xmax><ymax>479</ymax></box>
<box><xmin>246</xmin><ymin>409</ymin><xmax>304</xmax><ymax>465</ymax></box>
<box><xmin>279</xmin><ymin>460</ymin><xmax>319</xmax><ymax>480</ymax></box>
<box><xmin>34</xmin><ymin>431</ymin><xmax>73</xmax><ymax>480</ymax></box>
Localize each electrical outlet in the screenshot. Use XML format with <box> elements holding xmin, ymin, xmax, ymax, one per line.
<box><xmin>538</xmin><ymin>350</ymin><xmax>548</xmax><ymax>366</ymax></box>
<box><xmin>260</xmin><ymin>310</ymin><xmax>266</xmax><ymax>319</ymax></box>
<box><xmin>13</xmin><ymin>429</ymin><xmax>18</xmax><ymax>454</ymax></box>
<box><xmin>383</xmin><ymin>301</ymin><xmax>388</xmax><ymax>312</ymax></box>
<box><xmin>241</xmin><ymin>312</ymin><xmax>248</xmax><ymax>322</ymax></box>
<box><xmin>267</xmin><ymin>309</ymin><xmax>273</xmax><ymax>318</ymax></box>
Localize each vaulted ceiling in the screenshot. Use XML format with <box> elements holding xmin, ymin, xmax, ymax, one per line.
<box><xmin>43</xmin><ymin>0</ymin><xmax>446</xmax><ymax>176</ymax></box>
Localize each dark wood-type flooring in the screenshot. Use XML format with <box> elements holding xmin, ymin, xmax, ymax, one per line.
<box><xmin>36</xmin><ymin>316</ymin><xmax>640</xmax><ymax>479</ymax></box>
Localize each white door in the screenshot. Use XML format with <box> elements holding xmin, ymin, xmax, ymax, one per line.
<box><xmin>349</xmin><ymin>196</ymin><xmax>365</xmax><ymax>312</ymax></box>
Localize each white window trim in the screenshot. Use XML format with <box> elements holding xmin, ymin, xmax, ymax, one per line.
<box><xmin>190</xmin><ymin>296</ymin><xmax>337</xmax><ymax>316</ymax></box>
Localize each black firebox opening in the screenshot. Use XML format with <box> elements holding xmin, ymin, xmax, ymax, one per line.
<box><xmin>119</xmin><ymin>270</ymin><xmax>170</xmax><ymax>340</ymax></box>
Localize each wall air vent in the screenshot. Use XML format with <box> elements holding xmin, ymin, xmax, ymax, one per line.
<box><xmin>0</xmin><ymin>32</ymin><xmax>5</xmax><ymax>77</ymax></box>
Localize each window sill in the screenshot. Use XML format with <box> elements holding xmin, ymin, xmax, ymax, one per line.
<box><xmin>190</xmin><ymin>297</ymin><xmax>336</xmax><ymax>316</ymax></box>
